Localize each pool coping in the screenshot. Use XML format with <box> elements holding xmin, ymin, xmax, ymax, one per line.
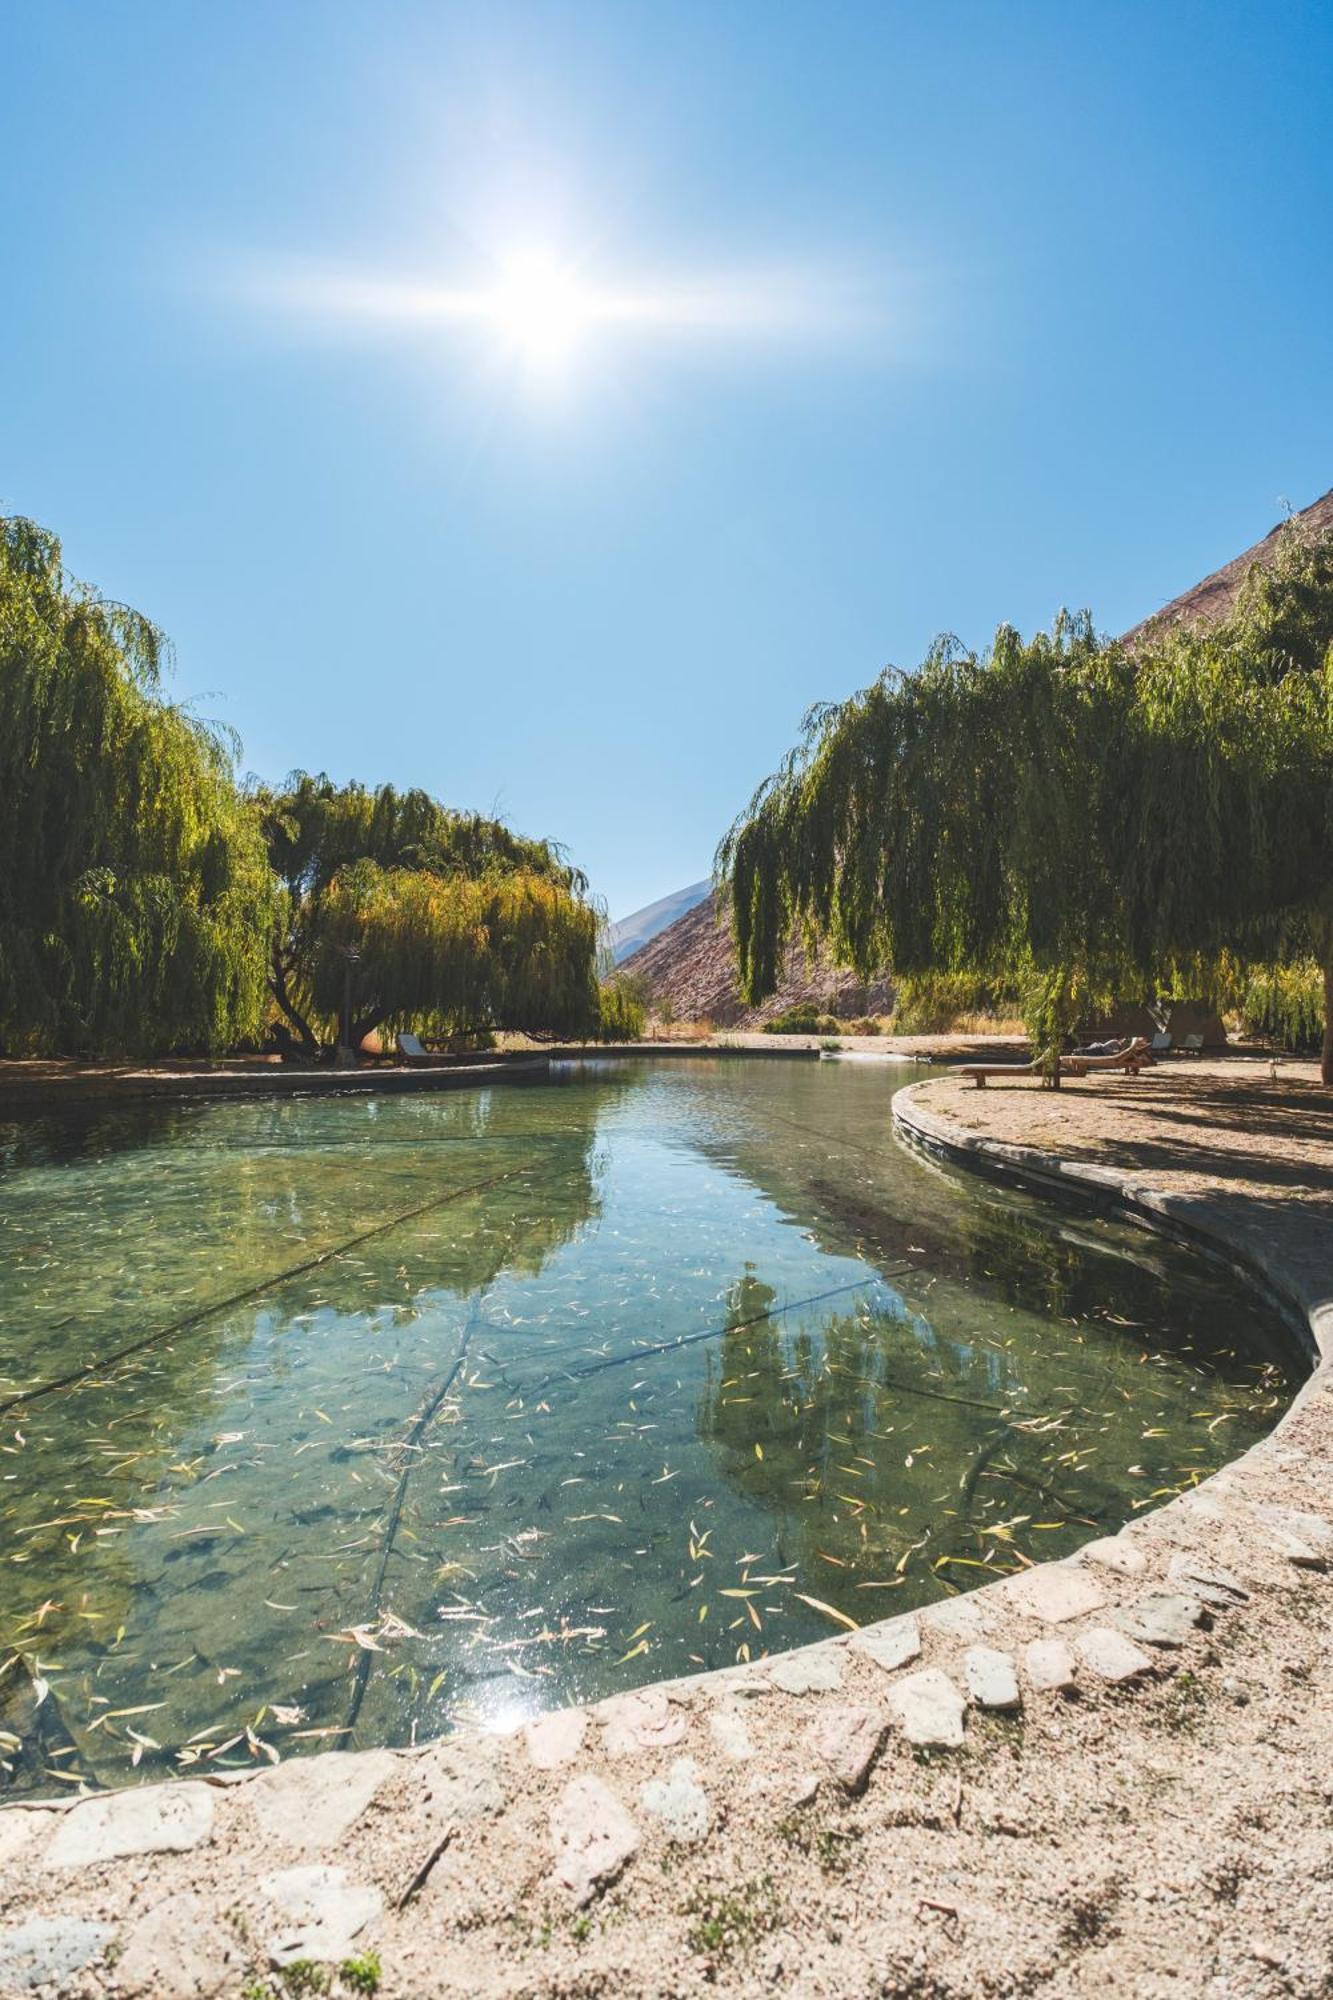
<box><xmin>891</xmin><ymin>1082</ymin><xmax>1332</xmax><ymax>1379</ymax></box>
<box><xmin>1</xmin><ymin>1073</ymin><xmax>1331</xmax><ymax>1995</ymax></box>
<box><xmin>0</xmin><ymin>1053</ymin><xmax>556</xmax><ymax>1112</ymax></box>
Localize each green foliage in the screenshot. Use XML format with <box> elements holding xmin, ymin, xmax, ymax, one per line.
<box><xmin>719</xmin><ymin>518</ymin><xmax>1333</xmax><ymax>1078</ymax></box>
<box><xmin>257</xmin><ymin>774</ymin><xmax>599</xmax><ymax>1049</ymax></box>
<box><xmin>338</xmin><ymin>1952</ymin><xmax>381</xmax><ymax>1996</ymax></box>
<box><xmin>308</xmin><ymin>860</ymin><xmax>598</xmax><ymax>1043</ymax></box>
<box><xmin>720</xmin><ymin>614</ymin><xmax>1130</xmax><ymax>1035</ymax></box>
<box><xmin>761</xmin><ymin>1002</ymin><xmax>838</xmax><ymax>1034</ymax></box>
<box><xmin>0</xmin><ymin>519</ymin><xmax>275</xmax><ymax>1057</ymax></box>
<box><xmin>889</xmin><ymin>972</ymin><xmax>1018</xmax><ymax>1034</ymax></box>
<box><xmin>1241</xmin><ymin>960</ymin><xmax>1324</xmax><ymax>1052</ymax></box>
<box><xmin>0</xmin><ymin>521</ymin><xmax>600</xmax><ymax>1061</ymax></box>
<box><xmin>682</xmin><ymin>1875</ymin><xmax>782</xmax><ymax>1957</ymax></box>
<box><xmin>279</xmin><ymin>1964</ymin><xmax>329</xmax><ymax>1997</ymax></box>
<box><xmin>597</xmin><ymin>972</ymin><xmax>648</xmax><ymax>1040</ymax></box>
<box><xmin>776</xmin><ymin>1812</ymin><xmax>864</xmax><ymax>1876</ymax></box>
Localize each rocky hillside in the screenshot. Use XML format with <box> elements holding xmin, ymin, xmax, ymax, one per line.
<box><xmin>1122</xmin><ymin>485</ymin><xmax>1333</xmax><ymax>647</ymax></box>
<box><xmin>625</xmin><ymin>486</ymin><xmax>1333</xmax><ymax>1027</ymax></box>
<box><xmin>618</xmin><ymin>890</ymin><xmax>891</xmax><ymax>1028</ymax></box>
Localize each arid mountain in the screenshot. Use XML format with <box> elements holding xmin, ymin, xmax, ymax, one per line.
<box><xmin>605</xmin><ymin>879</ymin><xmax>710</xmax><ymax>965</ymax></box>
<box><xmin>626</xmin><ymin>487</ymin><xmax>1333</xmax><ymax>1025</ymax></box>
<box><xmin>619</xmin><ymin>890</ymin><xmax>892</xmax><ymax>1028</ymax></box>
<box><xmin>1122</xmin><ymin>486</ymin><xmax>1333</xmax><ymax>647</ymax></box>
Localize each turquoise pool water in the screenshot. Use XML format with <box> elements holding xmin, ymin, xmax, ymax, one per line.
<box><xmin>0</xmin><ymin>1058</ymin><xmax>1298</xmax><ymax>1793</ymax></box>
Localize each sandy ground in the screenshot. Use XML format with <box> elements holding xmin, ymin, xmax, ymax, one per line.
<box><xmin>925</xmin><ymin>1056</ymin><xmax>1333</xmax><ymax>1203</ymax></box>
<box><xmin>0</xmin><ymin>1063</ymin><xmax>1330</xmax><ymax>2000</ymax></box>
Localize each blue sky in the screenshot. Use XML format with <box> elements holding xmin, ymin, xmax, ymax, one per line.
<box><xmin>6</xmin><ymin>2</ymin><xmax>1332</xmax><ymax>920</ymax></box>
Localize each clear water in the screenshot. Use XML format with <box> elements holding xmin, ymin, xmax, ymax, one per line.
<box><xmin>0</xmin><ymin>1058</ymin><xmax>1298</xmax><ymax>1794</ymax></box>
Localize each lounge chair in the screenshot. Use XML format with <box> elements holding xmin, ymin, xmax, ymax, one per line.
<box><xmin>1150</xmin><ymin>1031</ymin><xmax>1172</xmax><ymax>1056</ymax></box>
<box><xmin>1180</xmin><ymin>1033</ymin><xmax>1205</xmax><ymax>1055</ymax></box>
<box><xmin>1064</xmin><ymin>1035</ymin><xmax>1152</xmax><ymax>1076</ymax></box>
<box><xmin>397</xmin><ymin>1032</ymin><xmax>440</xmax><ymax>1066</ymax></box>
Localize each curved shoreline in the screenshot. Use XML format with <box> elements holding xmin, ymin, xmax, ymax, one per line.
<box><xmin>1</xmin><ymin>1075</ymin><xmax>1330</xmax><ymax>1997</ymax></box>
<box><xmin>891</xmin><ymin>1080</ymin><xmax>1331</xmax><ymax>1382</ymax></box>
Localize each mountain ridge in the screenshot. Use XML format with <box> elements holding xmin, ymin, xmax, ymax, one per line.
<box><xmin>605</xmin><ymin>879</ymin><xmax>710</xmax><ymax>965</ymax></box>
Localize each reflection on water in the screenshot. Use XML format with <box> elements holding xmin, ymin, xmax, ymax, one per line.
<box><xmin>0</xmin><ymin>1059</ymin><xmax>1299</xmax><ymax>1794</ymax></box>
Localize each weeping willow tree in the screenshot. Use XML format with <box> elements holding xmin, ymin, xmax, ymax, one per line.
<box><xmin>0</xmin><ymin>519</ymin><xmax>274</xmax><ymax>1057</ymax></box>
<box><xmin>719</xmin><ymin>521</ymin><xmax>1333</xmax><ymax>1082</ymax></box>
<box><xmin>256</xmin><ymin>774</ymin><xmax>600</xmax><ymax>1049</ymax></box>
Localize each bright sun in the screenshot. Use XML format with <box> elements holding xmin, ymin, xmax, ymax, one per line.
<box><xmin>487</xmin><ymin>252</ymin><xmax>591</xmax><ymax>365</ymax></box>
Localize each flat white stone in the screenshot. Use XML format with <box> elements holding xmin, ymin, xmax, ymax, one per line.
<box><xmin>1272</xmin><ymin>1532</ymin><xmax>1328</xmax><ymax>1568</ymax></box>
<box><xmin>922</xmin><ymin>1595</ymin><xmax>989</xmax><ymax>1641</ymax></box>
<box><xmin>640</xmin><ymin>1757</ymin><xmax>712</xmax><ymax>1842</ymax></box>
<box><xmin>1167</xmin><ymin>1555</ymin><xmax>1248</xmax><ymax>1607</ymax></box>
<box><xmin>261</xmin><ymin>1864</ymin><xmax>382</xmax><ymax>1966</ymax></box>
<box><xmin>0</xmin><ymin>1917</ymin><xmax>115</xmax><ymax>1992</ymax></box>
<box><xmin>707</xmin><ymin>1668</ymin><xmax>771</xmax><ymax>1699</ymax></box>
<box><xmin>1024</xmin><ymin>1639</ymin><xmax>1078</xmax><ymax>1693</ymax></box>
<box><xmin>810</xmin><ymin>1702</ymin><xmax>886</xmax><ymax>1793</ymax></box>
<box><xmin>600</xmin><ymin>1686</ymin><xmax>688</xmax><ymax>1755</ymax></box>
<box><xmin>706</xmin><ymin>1705</ymin><xmax>756</xmax><ymax>1761</ymax></box>
<box><xmin>886</xmin><ymin>1668</ymin><xmax>966</xmax><ymax>1749</ymax></box>
<box><xmin>1257</xmin><ymin>1501</ymin><xmax>1332</xmax><ymax>1541</ymax></box>
<box><xmin>525</xmin><ymin>1706</ymin><xmax>587</xmax><ymax>1770</ymax></box>
<box><xmin>963</xmin><ymin>1645</ymin><xmax>1021</xmax><ymax>1710</ymax></box>
<box><xmin>1076</xmin><ymin>1627</ymin><xmax>1154</xmax><ymax>1683</ymax></box>
<box><xmin>249</xmin><ymin>1748</ymin><xmax>397</xmax><ymax>1854</ymax></box>
<box><xmin>769</xmin><ymin>1646</ymin><xmax>844</xmax><ymax>1695</ymax></box>
<box><xmin>416</xmin><ymin>1732</ymin><xmax>505</xmax><ymax>1824</ymax></box>
<box><xmin>45</xmin><ymin>1781</ymin><xmax>214</xmax><ymax>1868</ymax></box>
<box><xmin>1113</xmin><ymin>1593</ymin><xmax>1206</xmax><ymax>1649</ymax></box>
<box><xmin>1004</xmin><ymin>1564</ymin><xmax>1106</xmax><ymax>1625</ymax></box>
<box><xmin>1174</xmin><ymin>1489</ymin><xmax>1233</xmax><ymax>1524</ymax></box>
<box><xmin>550</xmin><ymin>1775</ymin><xmax>639</xmax><ymax>1905</ymax></box>
<box><xmin>115</xmin><ymin>1891</ymin><xmax>239</xmax><ymax>1999</ymax></box>
<box><xmin>1252</xmin><ymin>1503</ymin><xmax>1332</xmax><ymax>1565</ymax></box>
<box><xmin>0</xmin><ymin>1809</ymin><xmax>41</xmax><ymax>1868</ymax></box>
<box><xmin>852</xmin><ymin>1615</ymin><xmax>922</xmax><ymax>1675</ymax></box>
<box><xmin>1078</xmin><ymin>1536</ymin><xmax>1147</xmax><ymax>1577</ymax></box>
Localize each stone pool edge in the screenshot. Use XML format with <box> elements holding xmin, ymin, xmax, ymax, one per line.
<box><xmin>0</xmin><ymin>1078</ymin><xmax>1330</xmax><ymax>1994</ymax></box>
<box><xmin>890</xmin><ymin>1080</ymin><xmax>1331</xmax><ymax>1381</ymax></box>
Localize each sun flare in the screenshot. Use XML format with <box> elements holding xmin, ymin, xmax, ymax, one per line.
<box><xmin>487</xmin><ymin>251</ymin><xmax>591</xmax><ymax>365</ymax></box>
<box><xmin>236</xmin><ymin>237</ymin><xmax>874</xmax><ymax>392</ymax></box>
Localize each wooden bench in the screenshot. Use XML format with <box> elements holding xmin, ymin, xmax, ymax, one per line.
<box><xmin>960</xmin><ymin>1036</ymin><xmax>1152</xmax><ymax>1087</ymax></box>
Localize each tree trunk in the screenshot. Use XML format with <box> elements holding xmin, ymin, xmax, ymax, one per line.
<box><xmin>268</xmin><ymin>948</ymin><xmax>321</xmax><ymax>1053</ymax></box>
<box><xmin>1323</xmin><ymin>960</ymin><xmax>1333</xmax><ymax>1086</ymax></box>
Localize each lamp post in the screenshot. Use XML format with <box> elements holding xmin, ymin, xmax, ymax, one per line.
<box><xmin>340</xmin><ymin>944</ymin><xmax>362</xmax><ymax>1057</ymax></box>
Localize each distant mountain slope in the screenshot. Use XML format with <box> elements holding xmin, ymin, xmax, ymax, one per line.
<box><xmin>1122</xmin><ymin>486</ymin><xmax>1333</xmax><ymax>648</ymax></box>
<box><xmin>628</xmin><ymin>486</ymin><xmax>1333</xmax><ymax>1025</ymax></box>
<box><xmin>619</xmin><ymin>890</ymin><xmax>892</xmax><ymax>1028</ymax></box>
<box><xmin>606</xmin><ymin>879</ymin><xmax>710</xmax><ymax>965</ymax></box>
